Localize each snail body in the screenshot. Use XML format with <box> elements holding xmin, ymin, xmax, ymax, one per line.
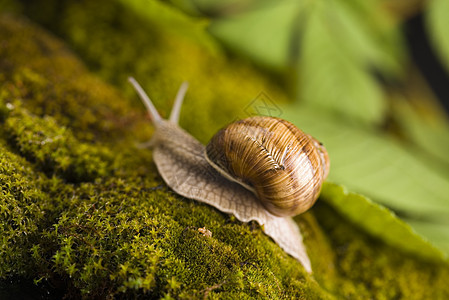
<box><xmin>129</xmin><ymin>78</ymin><xmax>330</xmax><ymax>273</ymax></box>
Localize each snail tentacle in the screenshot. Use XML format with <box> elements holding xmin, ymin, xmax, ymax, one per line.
<box><xmin>169</xmin><ymin>81</ymin><xmax>189</xmax><ymax>124</ymax></box>
<box><xmin>128</xmin><ymin>77</ymin><xmax>162</xmax><ymax>124</ymax></box>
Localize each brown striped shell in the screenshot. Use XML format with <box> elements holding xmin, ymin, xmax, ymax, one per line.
<box><xmin>205</xmin><ymin>117</ymin><xmax>330</xmax><ymax>217</ymax></box>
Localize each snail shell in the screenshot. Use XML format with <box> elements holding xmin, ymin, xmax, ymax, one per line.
<box><xmin>128</xmin><ymin>77</ymin><xmax>330</xmax><ymax>273</ymax></box>
<box><xmin>205</xmin><ymin>117</ymin><xmax>329</xmax><ymax>217</ymax></box>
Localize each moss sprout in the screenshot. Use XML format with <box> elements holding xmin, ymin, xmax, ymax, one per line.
<box><xmin>5</xmin><ymin>105</ymin><xmax>111</xmax><ymax>182</ymax></box>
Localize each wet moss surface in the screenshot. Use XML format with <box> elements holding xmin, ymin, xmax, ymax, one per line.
<box><xmin>0</xmin><ymin>2</ymin><xmax>449</xmax><ymax>299</ymax></box>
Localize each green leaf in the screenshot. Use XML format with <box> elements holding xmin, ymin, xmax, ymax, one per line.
<box><xmin>283</xmin><ymin>104</ymin><xmax>449</xmax><ymax>256</ymax></box>
<box><xmin>334</xmin><ymin>0</ymin><xmax>405</xmax><ymax>72</ymax></box>
<box><xmin>426</xmin><ymin>0</ymin><xmax>449</xmax><ymax>73</ymax></box>
<box><xmin>321</xmin><ymin>182</ymin><xmax>446</xmax><ymax>262</ymax></box>
<box><xmin>298</xmin><ymin>2</ymin><xmax>386</xmax><ymax>124</ymax></box>
<box><xmin>208</xmin><ymin>0</ymin><xmax>303</xmax><ymax>69</ymax></box>
<box><xmin>313</xmin><ymin>0</ymin><xmax>401</xmax><ymax>74</ymax></box>
<box><xmin>393</xmin><ymin>98</ymin><xmax>449</xmax><ymax>175</ymax></box>
<box><xmin>407</xmin><ymin>219</ymin><xmax>449</xmax><ymax>255</ymax></box>
<box><xmin>206</xmin><ymin>0</ymin><xmax>403</xmax><ymax>124</ymax></box>
<box><xmin>116</xmin><ymin>0</ymin><xmax>217</xmax><ymax>52</ymax></box>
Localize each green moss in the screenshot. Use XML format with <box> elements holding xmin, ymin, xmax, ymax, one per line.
<box><xmin>0</xmin><ymin>144</ymin><xmax>47</xmax><ymax>276</ymax></box>
<box><xmin>0</xmin><ymin>13</ymin><xmax>148</xmax><ymax>143</ymax></box>
<box><xmin>0</xmin><ymin>4</ymin><xmax>449</xmax><ymax>299</ymax></box>
<box><xmin>4</xmin><ymin>105</ymin><xmax>111</xmax><ymax>182</ymax></box>
<box><xmin>43</xmin><ymin>174</ymin><xmax>330</xmax><ymax>298</ymax></box>
<box><xmin>0</xmin><ymin>12</ymin><xmax>328</xmax><ymax>298</ymax></box>
<box><xmin>315</xmin><ymin>202</ymin><xmax>449</xmax><ymax>299</ymax></box>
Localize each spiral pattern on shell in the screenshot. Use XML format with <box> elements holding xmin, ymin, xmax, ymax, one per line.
<box><xmin>205</xmin><ymin>116</ymin><xmax>329</xmax><ymax>217</ymax></box>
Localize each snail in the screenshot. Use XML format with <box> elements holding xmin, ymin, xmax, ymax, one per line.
<box><xmin>129</xmin><ymin>77</ymin><xmax>330</xmax><ymax>273</ymax></box>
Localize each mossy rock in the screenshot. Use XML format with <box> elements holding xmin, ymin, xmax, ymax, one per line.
<box><xmin>0</xmin><ymin>2</ymin><xmax>448</xmax><ymax>299</ymax></box>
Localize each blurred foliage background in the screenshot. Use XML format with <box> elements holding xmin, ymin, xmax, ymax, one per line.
<box><xmin>2</xmin><ymin>0</ymin><xmax>449</xmax><ymax>277</ymax></box>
